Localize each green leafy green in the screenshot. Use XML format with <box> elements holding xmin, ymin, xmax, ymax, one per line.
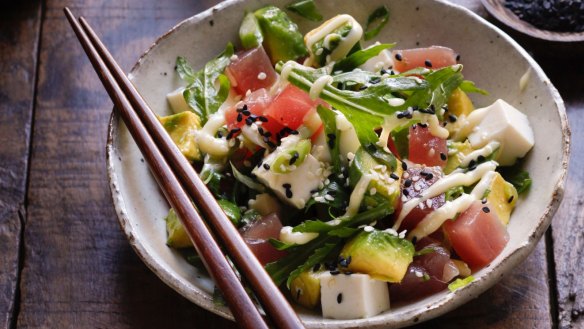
<box><xmin>278</xmin><ymin>61</ymin><xmax>428</xmax><ymax>146</ymax></box>
<box><xmin>200</xmin><ymin>166</ymin><xmax>224</xmax><ymax>197</ymax></box>
<box><xmin>499</xmin><ymin>167</ymin><xmax>532</xmax><ymax>194</ymax></box>
<box><xmin>181</xmin><ymin>43</ymin><xmax>234</xmax><ymax>123</ymax></box>
<box><xmin>317</xmin><ymin>105</ymin><xmax>341</xmax><ymax>173</ymax></box>
<box><xmin>175</xmin><ymin>57</ymin><xmax>197</xmax><ymax>84</ymax></box>
<box><xmin>390</xmin><ymin>121</ymin><xmax>414</xmax><ymax>158</ymax></box>
<box><xmin>445</xmin><ymin>186</ymin><xmax>465</xmax><ymax>201</ymax></box>
<box><xmin>266</xmin><ymin>204</ymin><xmax>393</xmax><ymax>287</ymax></box>
<box><xmin>241</xmin><ymin>209</ymin><xmax>262</xmax><ymax>227</ymax></box>
<box><xmin>286</xmin><ymin>0</ymin><xmax>323</xmax><ymax>21</ymax></box>
<box><xmin>448</xmin><ymin>275</ymin><xmax>475</xmax><ymax>292</ymax></box>
<box><xmin>332</xmin><ymin>43</ymin><xmax>395</xmax><ymax>73</ymax></box>
<box><xmin>459</xmin><ymin>80</ymin><xmax>489</xmax><ymax>95</ymax></box>
<box><xmin>305</xmin><ymin>179</ymin><xmax>349</xmax><ymax>213</ymax></box>
<box><xmin>364</xmin><ymin>6</ymin><xmax>390</xmax><ymax>41</ymax></box>
<box><xmin>217</xmin><ymin>199</ymin><xmax>242</xmax><ymax>226</ymax></box>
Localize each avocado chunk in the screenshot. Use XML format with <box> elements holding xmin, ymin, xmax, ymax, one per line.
<box><xmin>165</xmin><ymin>208</ymin><xmax>192</xmax><ymax>248</ymax></box>
<box><xmin>158</xmin><ymin>111</ymin><xmax>202</xmax><ymax>162</ymax></box>
<box><xmin>444</xmin><ymin>141</ymin><xmax>473</xmax><ymax>174</ymax></box>
<box><xmin>485</xmin><ymin>172</ymin><xmax>518</xmax><ymax>225</ymax></box>
<box><xmin>289</xmin><ymin>269</ymin><xmax>324</xmax><ymax>309</ymax></box>
<box><xmin>239</xmin><ymin>12</ymin><xmax>263</xmax><ymax>49</ymax></box>
<box><xmin>340</xmin><ymin>230</ymin><xmax>414</xmax><ymax>282</ymax></box>
<box><xmin>447</xmin><ymin>88</ymin><xmax>474</xmax><ymax>117</ymax></box>
<box><xmin>254</xmin><ymin>6</ymin><xmax>308</xmax><ymax>65</ymax></box>
<box><xmin>349</xmin><ymin>147</ymin><xmax>402</xmax><ymax>209</ymax></box>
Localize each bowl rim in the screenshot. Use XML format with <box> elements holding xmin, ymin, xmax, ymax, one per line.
<box><xmin>481</xmin><ymin>0</ymin><xmax>584</xmax><ymax>43</ymax></box>
<box><xmin>106</xmin><ymin>0</ymin><xmax>571</xmax><ymax>327</ymax></box>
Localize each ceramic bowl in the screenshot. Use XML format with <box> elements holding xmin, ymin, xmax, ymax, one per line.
<box><xmin>106</xmin><ymin>0</ymin><xmax>570</xmax><ymax>327</ymax></box>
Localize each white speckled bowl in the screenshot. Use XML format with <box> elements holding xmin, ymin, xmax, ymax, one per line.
<box><xmin>106</xmin><ymin>0</ymin><xmax>570</xmax><ymax>327</ymax></box>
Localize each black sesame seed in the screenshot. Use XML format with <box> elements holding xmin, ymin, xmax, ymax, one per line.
<box><xmin>390</xmin><ymin>173</ymin><xmax>399</xmax><ymax>180</ymax></box>
<box><xmin>482</xmin><ymin>207</ymin><xmax>490</xmax><ymax>213</ymax></box>
<box><xmin>337</xmin><ymin>293</ymin><xmax>343</xmax><ymax>304</ymax></box>
<box><xmin>242</xmin><ymin>109</ymin><xmax>251</xmax><ymax>116</ymax></box>
<box><xmin>330</xmin><ymin>270</ymin><xmax>340</xmax><ymax>276</ymax></box>
<box><xmin>236</xmin><ymin>113</ymin><xmax>243</xmax><ymax>122</ymax></box>
<box><xmin>424</xmin><ymin>59</ymin><xmax>432</xmax><ymax>68</ymax></box>
<box><xmin>344</xmin><ymin>271</ymin><xmax>353</xmax><ymax>275</ymax></box>
<box><xmin>325</xmin><ymin>261</ymin><xmax>336</xmax><ymax>271</ymax></box>
<box><xmin>359</xmin><ymin>85</ymin><xmax>368</xmax><ymax>90</ymax></box>
<box><xmin>285</xmin><ymin>189</ymin><xmax>293</xmax><ymax>199</ymax></box>
<box><xmin>440</xmin><ymin>152</ymin><xmax>447</xmax><ymax>161</ymax></box>
<box><xmin>402</xmin><ymin>162</ymin><xmax>408</xmax><ymax>170</ymax></box>
<box><xmin>482</xmin><ymin>198</ymin><xmax>488</xmax><ymax>204</ymax></box>
<box><xmin>289</xmin><ymin>151</ymin><xmax>299</xmax><ymax>165</ymax></box>
<box><xmin>369</xmin><ymin>76</ymin><xmax>381</xmax><ymax>84</ymax></box>
<box><xmin>424</xmin><ymin>173</ymin><xmax>434</xmax><ymax>180</ymax></box>
<box><xmin>283</xmin><ymin>183</ymin><xmax>291</xmax><ymax>189</ymax></box>
<box><xmin>448</xmin><ymin>114</ymin><xmax>457</xmax><ymax>123</ymax></box>
<box><xmin>395</xmin><ymin>53</ymin><xmax>403</xmax><ymax>61</ymax></box>
<box><xmin>456</xmin><ymin>54</ymin><xmax>461</xmax><ymax>61</ymax></box>
<box><xmin>404</xmin><ymin>179</ymin><xmax>412</xmax><ymax>188</ymax></box>
<box><xmin>258</xmin><ymin>127</ymin><xmax>265</xmax><ymax>136</ymax></box>
<box><xmin>245</xmin><ymin>117</ymin><xmax>254</xmax><ymax>126</ymax></box>
<box><xmin>508</xmin><ymin>195</ymin><xmax>515</xmax><ymax>203</ymax></box>
<box><xmin>290</xmin><ymin>130</ymin><xmax>299</xmax><ymax>135</ymax></box>
<box><xmin>313</xmin><ymin>263</ymin><xmax>321</xmax><ymax>272</ymax></box>
<box><xmin>403</xmin><ymin>189</ymin><xmax>410</xmax><ymax>197</ymax></box>
<box><xmin>217</xmin><ymin>131</ymin><xmax>223</xmax><ymax>138</ymax></box>
<box><xmin>266</xmin><ymin>140</ymin><xmax>276</xmax><ymax>148</ymax></box>
<box><xmin>263</xmin><ymin>131</ymin><xmax>272</xmax><ymax>138</ymax></box>
<box><xmin>263</xmin><ymin>163</ymin><xmax>271</xmax><ymax>170</ymax></box>
<box><xmin>412</xmin><ymin>236</ymin><xmax>418</xmax><ymax>245</ymax></box>
<box><xmin>468</xmin><ymin>159</ymin><xmax>476</xmax><ymax>168</ymax></box>
<box><xmin>258</xmin><ymin>116</ymin><xmax>268</xmax><ymax>122</ymax></box>
<box><xmin>477</xmin><ymin>155</ymin><xmax>486</xmax><ymax>162</ymax></box>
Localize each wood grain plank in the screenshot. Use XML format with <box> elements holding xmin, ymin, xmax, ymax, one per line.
<box><xmin>0</xmin><ymin>1</ymin><xmax>42</xmax><ymax>328</ymax></box>
<box><xmin>542</xmin><ymin>59</ymin><xmax>584</xmax><ymax>329</ymax></box>
<box><xmin>17</xmin><ymin>0</ymin><xmax>230</xmax><ymax>328</ymax></box>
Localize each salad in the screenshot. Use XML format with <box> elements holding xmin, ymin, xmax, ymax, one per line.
<box><xmin>160</xmin><ymin>2</ymin><xmax>534</xmax><ymax>320</ymax></box>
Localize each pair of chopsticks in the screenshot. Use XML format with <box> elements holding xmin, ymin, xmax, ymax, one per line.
<box><xmin>64</xmin><ymin>8</ymin><xmax>304</xmax><ymax>329</ymax></box>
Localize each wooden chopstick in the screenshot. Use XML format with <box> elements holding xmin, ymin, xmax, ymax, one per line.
<box><xmin>64</xmin><ymin>7</ymin><xmax>304</xmax><ymax>329</ymax></box>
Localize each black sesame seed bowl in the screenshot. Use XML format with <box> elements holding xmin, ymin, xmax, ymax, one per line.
<box><xmin>481</xmin><ymin>0</ymin><xmax>584</xmax><ymax>56</ymax></box>
<box><xmin>106</xmin><ymin>0</ymin><xmax>570</xmax><ymax>328</ymax></box>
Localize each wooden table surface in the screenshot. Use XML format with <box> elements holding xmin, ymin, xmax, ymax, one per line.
<box><xmin>0</xmin><ymin>0</ymin><xmax>582</xmax><ymax>328</ymax></box>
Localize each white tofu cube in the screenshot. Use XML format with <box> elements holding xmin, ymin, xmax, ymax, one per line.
<box><xmin>359</xmin><ymin>47</ymin><xmax>394</xmax><ymax>72</ymax></box>
<box><xmin>320</xmin><ymin>273</ymin><xmax>390</xmax><ymax>319</ymax></box>
<box><xmin>468</xmin><ymin>99</ymin><xmax>534</xmax><ymax>166</ymax></box>
<box><xmin>252</xmin><ymin>147</ymin><xmax>326</xmax><ymax>209</ymax></box>
<box><xmin>166</xmin><ymin>87</ymin><xmax>191</xmax><ymax>114</ymax></box>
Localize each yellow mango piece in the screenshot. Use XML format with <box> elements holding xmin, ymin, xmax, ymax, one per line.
<box><xmin>159</xmin><ymin>112</ymin><xmax>202</xmax><ymax>161</ymax></box>
<box><xmin>448</xmin><ymin>88</ymin><xmax>474</xmax><ymax>117</ymax></box>
<box><xmin>486</xmin><ymin>172</ymin><xmax>518</xmax><ymax>225</ymax></box>
<box><xmin>289</xmin><ymin>270</ymin><xmax>323</xmax><ymax>309</ymax></box>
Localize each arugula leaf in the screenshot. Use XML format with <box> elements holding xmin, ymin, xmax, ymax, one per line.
<box><xmin>304</xmin><ymin>179</ymin><xmax>349</xmax><ymax>213</ymax></box>
<box><xmin>316</xmin><ymin>105</ymin><xmax>341</xmax><ymax>173</ymax></box>
<box><xmin>175</xmin><ymin>57</ymin><xmax>197</xmax><ymax>84</ymax></box>
<box><xmin>279</xmin><ymin>61</ymin><xmax>427</xmax><ymax>145</ymax></box>
<box><xmin>448</xmin><ymin>275</ymin><xmax>475</xmax><ymax>291</ymax></box>
<box><xmin>459</xmin><ymin>80</ymin><xmax>489</xmax><ymax>95</ymax></box>
<box><xmin>332</xmin><ymin>70</ymin><xmax>378</xmax><ymax>86</ymax></box>
<box><xmin>332</xmin><ymin>43</ymin><xmax>395</xmax><ymax>73</ymax></box>
<box><xmin>182</xmin><ymin>43</ymin><xmax>234</xmax><ymax>123</ymax></box>
<box><xmin>498</xmin><ymin>166</ymin><xmax>532</xmax><ymax>194</ymax></box>
<box><xmin>266</xmin><ymin>204</ymin><xmax>393</xmax><ymax>286</ymax></box>
<box><xmin>286</xmin><ymin>0</ymin><xmax>323</xmax><ymax>21</ymax></box>
<box><xmin>364</xmin><ymin>6</ymin><xmax>390</xmax><ymax>41</ymax></box>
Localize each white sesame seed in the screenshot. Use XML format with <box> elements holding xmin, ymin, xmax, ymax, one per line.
<box><xmin>347</xmin><ymin>152</ymin><xmax>355</xmax><ymax>161</ymax></box>
<box><xmin>230</xmin><ymin>54</ymin><xmax>239</xmax><ymax>61</ymax></box>
<box><xmin>401</xmin><ymin>195</ymin><xmax>408</xmax><ymax>202</ymax></box>
<box><xmin>257</xmin><ymin>72</ymin><xmax>267</xmax><ymax>80</ymax></box>
<box><xmin>324</xmin><ymin>194</ymin><xmax>335</xmax><ymax>201</ymax></box>
<box><xmin>398</xmin><ymin>230</ymin><xmax>407</xmax><ymax>239</ymax></box>
<box><xmin>415</xmin><ymin>271</ymin><xmax>423</xmax><ymax>278</ymax></box>
<box><xmin>324</xmin><ymin>179</ymin><xmax>330</xmax><ymax>185</ymax></box>
<box><xmin>426</xmin><ymin>199</ymin><xmax>433</xmax><ymax>208</ymax></box>
<box><xmin>369</xmin><ymin>188</ymin><xmax>377</xmax><ymax>195</ymax></box>
<box><xmin>364</xmin><ymin>226</ymin><xmax>374</xmax><ymax>232</ymax></box>
<box><xmin>315</xmin><ymin>196</ymin><xmax>325</xmax><ymax>203</ymax></box>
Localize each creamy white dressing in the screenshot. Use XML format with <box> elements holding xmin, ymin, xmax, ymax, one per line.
<box><xmin>451</xmin><ymin>106</ymin><xmax>490</xmax><ymax>141</ymax></box>
<box><xmin>387</xmin><ymin>98</ymin><xmax>405</xmax><ymax>107</ymax></box>
<box><xmin>310</xmin><ymin>75</ymin><xmax>333</xmax><ymax>100</ymax></box>
<box><xmin>427</xmin><ymin>114</ymin><xmax>449</xmax><ymax>139</ymax></box>
<box><xmin>393</xmin><ymin>161</ymin><xmax>498</xmax><ymax>230</ymax></box>
<box><xmin>194</xmin><ymin>110</ymin><xmax>229</xmax><ymax>157</ymax></box>
<box><xmin>279</xmin><ymin>226</ymin><xmax>318</xmax><ymax>245</ymax></box>
<box><xmin>407</xmin><ymin>170</ymin><xmax>498</xmax><ymax>240</ymax></box>
<box><xmin>344</xmin><ymin>174</ymin><xmax>373</xmax><ymax>216</ymax></box>
<box><xmin>305</xmin><ymin>15</ymin><xmax>363</xmax><ymax>65</ymax></box>
<box><xmin>459</xmin><ymin>141</ymin><xmax>500</xmax><ymax>167</ymax></box>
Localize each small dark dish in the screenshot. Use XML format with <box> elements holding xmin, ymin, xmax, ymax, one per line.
<box><xmin>481</xmin><ymin>0</ymin><xmax>584</xmax><ymax>56</ymax></box>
